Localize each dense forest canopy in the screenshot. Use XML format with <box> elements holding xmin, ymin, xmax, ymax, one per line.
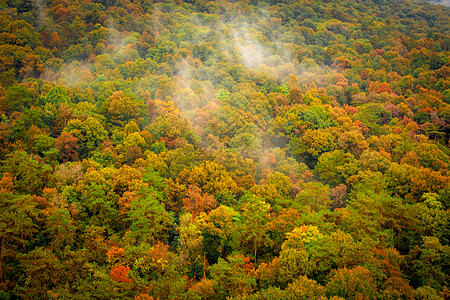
<box><xmin>0</xmin><ymin>0</ymin><xmax>449</xmax><ymax>298</ymax></box>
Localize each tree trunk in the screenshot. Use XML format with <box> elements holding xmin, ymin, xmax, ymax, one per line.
<box><xmin>0</xmin><ymin>236</ymin><xmax>4</xmax><ymax>284</ymax></box>
<box><xmin>203</xmin><ymin>252</ymin><xmax>206</xmax><ymax>278</ymax></box>
<box><xmin>254</xmin><ymin>238</ymin><xmax>257</xmax><ymax>269</ymax></box>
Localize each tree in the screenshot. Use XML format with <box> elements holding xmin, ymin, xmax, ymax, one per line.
<box><xmin>20</xmin><ymin>53</ymin><xmax>44</xmax><ymax>78</ymax></box>
<box><xmin>315</xmin><ymin>150</ymin><xmax>359</xmax><ymax>185</ymax></box>
<box><xmin>259</xmin><ymin>147</ymin><xmax>308</xmax><ymax>182</ymax></box>
<box><xmin>266</xmin><ymin>208</ymin><xmax>302</xmax><ymax>256</ymax></box>
<box><xmin>276</xmin><ymin>226</ymin><xmax>322</xmax><ymax>286</ymax></box>
<box><xmin>182</xmin><ymin>185</ymin><xmax>216</xmax><ymax>217</ymax></box>
<box><xmin>306</xmin><ymin>230</ymin><xmax>373</xmax><ymax>284</ymax></box>
<box><xmin>44</xmin><ymin>208</ymin><xmax>76</xmax><ymax>252</ymax></box>
<box><xmin>250</xmin><ymin>172</ymin><xmax>292</xmax><ymax>211</ymax></box>
<box><xmin>407</xmin><ymin>236</ymin><xmax>450</xmax><ymax>291</ymax></box>
<box><xmin>202</xmin><ymin>205</ymin><xmax>237</xmax><ymax>265</ymax></box>
<box><xmin>43</xmin><ymin>85</ymin><xmax>71</xmax><ymax>106</ymax></box>
<box><xmin>237</xmin><ymin>192</ymin><xmax>272</xmax><ymax>267</ymax></box>
<box><xmin>83</xmin><ymin>225</ymin><xmax>108</xmax><ymax>264</ymax></box>
<box><xmin>5</xmin><ymin>20</ymin><xmax>40</xmax><ymax>48</ymax></box>
<box><xmin>177</xmin><ymin>213</ymin><xmax>204</xmax><ymax>278</ymax></box>
<box><xmin>326</xmin><ymin>266</ymin><xmax>378</xmax><ymax>300</ymax></box>
<box><xmin>177</xmin><ymin>161</ymin><xmax>240</xmax><ymax>197</ymax></box>
<box><xmin>64</xmin><ymin>117</ymin><xmax>107</xmax><ymax>157</ymax></box>
<box><xmin>209</xmin><ymin>254</ymin><xmax>256</xmax><ymax>298</ymax></box>
<box><xmin>146</xmin><ymin>102</ymin><xmax>191</xmax><ymax>149</ymax></box>
<box><xmin>285</xmin><ymin>276</ymin><xmax>326</xmax><ymax>299</ymax></box>
<box><xmin>288</xmin><ymin>73</ymin><xmax>303</xmax><ymax>104</ymax></box>
<box><xmin>162</xmin><ymin>144</ymin><xmax>206</xmax><ymax>179</ymax></box>
<box><xmin>110</xmin><ymin>265</ymin><xmax>131</xmax><ymax>284</ymax></box>
<box><xmin>359</xmin><ymin>150</ymin><xmax>391</xmax><ymax>173</ymax></box>
<box><xmin>212</xmin><ymin>148</ymin><xmax>257</xmax><ymax>189</ymax></box>
<box><xmin>32</xmin><ymin>133</ymin><xmax>55</xmax><ymax>158</ymax></box>
<box><xmin>3</xmin><ymin>82</ymin><xmax>37</xmax><ymax>113</ymax></box>
<box><xmin>0</xmin><ymin>189</ymin><xmax>38</xmax><ymax>287</ymax></box>
<box><xmin>1</xmin><ymin>150</ymin><xmax>51</xmax><ymax>195</ymax></box>
<box><xmin>295</xmin><ymin>181</ymin><xmax>331</xmax><ymax>212</ymax></box>
<box><xmin>356</xmin><ymin>103</ymin><xmax>392</xmax><ymax>135</ymax></box>
<box><xmin>341</xmin><ymin>176</ymin><xmax>414</xmax><ymax>250</ymax></box>
<box><xmin>17</xmin><ymin>247</ymin><xmax>62</xmax><ymax>299</ymax></box>
<box><xmin>74</xmin><ymin>165</ymin><xmax>117</xmax><ymax>228</ymax></box>
<box><xmin>228</xmin><ymin>285</ymin><xmax>290</xmax><ymax>299</ymax></box>
<box><xmin>368</xmin><ymin>247</ymin><xmax>414</xmax><ymax>299</ymax></box>
<box><xmin>414</xmin><ymin>286</ymin><xmax>442</xmax><ymax>300</ymax></box>
<box><xmin>128</xmin><ymin>188</ymin><xmax>173</xmax><ymax>245</ymax></box>
<box><xmin>290</xmin><ymin>128</ymin><xmax>337</xmax><ymax>166</ymax></box>
<box><xmin>281</xmin><ymin>104</ymin><xmax>335</xmax><ymax>138</ymax></box>
<box><xmin>55</xmin><ymin>131</ymin><xmax>79</xmax><ymax>162</ymax></box>
<box><xmin>102</xmin><ymin>91</ymin><xmax>143</xmax><ymax>126</ymax></box>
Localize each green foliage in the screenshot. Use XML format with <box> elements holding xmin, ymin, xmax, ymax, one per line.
<box><xmin>128</xmin><ymin>183</ymin><xmax>174</xmax><ymax>245</ymax></box>
<box><xmin>0</xmin><ymin>190</ymin><xmax>38</xmax><ymax>285</ymax></box>
<box><xmin>281</xmin><ymin>104</ymin><xmax>336</xmax><ymax>137</ymax></box>
<box><xmin>315</xmin><ymin>150</ymin><xmax>359</xmax><ymax>185</ymax></box>
<box><xmin>43</xmin><ymin>85</ymin><xmax>71</xmax><ymax>106</ymax></box>
<box><xmin>209</xmin><ymin>255</ymin><xmax>257</xmax><ymax>298</ymax></box>
<box><xmin>295</xmin><ymin>181</ymin><xmax>331</xmax><ymax>212</ymax></box>
<box><xmin>407</xmin><ymin>236</ymin><xmax>450</xmax><ymax>291</ymax></box>
<box><xmin>0</xmin><ymin>0</ymin><xmax>449</xmax><ymax>298</ymax></box>
<box><xmin>286</xmin><ymin>276</ymin><xmax>326</xmax><ymax>299</ymax></box>
<box><xmin>326</xmin><ymin>266</ymin><xmax>378</xmax><ymax>300</ymax></box>
<box><xmin>236</xmin><ymin>192</ymin><xmax>272</xmax><ymax>266</ymax></box>
<box><xmin>1</xmin><ymin>150</ymin><xmax>51</xmax><ymax>194</ymax></box>
<box><xmin>64</xmin><ymin>117</ymin><xmax>108</xmax><ymax>157</ymax></box>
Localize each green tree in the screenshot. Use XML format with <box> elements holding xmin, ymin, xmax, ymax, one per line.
<box><xmin>1</xmin><ymin>150</ymin><xmax>51</xmax><ymax>195</ymax></box>
<box><xmin>407</xmin><ymin>236</ymin><xmax>450</xmax><ymax>291</ymax></box>
<box><xmin>326</xmin><ymin>266</ymin><xmax>378</xmax><ymax>300</ymax></box>
<box><xmin>64</xmin><ymin>117</ymin><xmax>107</xmax><ymax>157</ymax></box>
<box><xmin>3</xmin><ymin>83</ymin><xmax>37</xmax><ymax>113</ymax></box>
<box><xmin>281</xmin><ymin>104</ymin><xmax>335</xmax><ymax>138</ymax></box>
<box><xmin>290</xmin><ymin>128</ymin><xmax>337</xmax><ymax>166</ymax></box>
<box><xmin>295</xmin><ymin>181</ymin><xmax>331</xmax><ymax>212</ymax></box>
<box><xmin>43</xmin><ymin>85</ymin><xmax>71</xmax><ymax>106</ymax></box>
<box><xmin>44</xmin><ymin>208</ymin><xmax>76</xmax><ymax>252</ymax></box>
<box><xmin>128</xmin><ymin>187</ymin><xmax>174</xmax><ymax>245</ymax></box>
<box><xmin>285</xmin><ymin>276</ymin><xmax>326</xmax><ymax>300</ymax></box>
<box><xmin>276</xmin><ymin>226</ymin><xmax>322</xmax><ymax>286</ymax></box>
<box><xmin>341</xmin><ymin>176</ymin><xmax>414</xmax><ymax>250</ymax></box>
<box><xmin>17</xmin><ymin>247</ymin><xmax>62</xmax><ymax>298</ymax></box>
<box><xmin>202</xmin><ymin>205</ymin><xmax>238</xmax><ymax>264</ymax></box>
<box><xmin>0</xmin><ymin>187</ymin><xmax>38</xmax><ymax>286</ymax></box>
<box><xmin>315</xmin><ymin>150</ymin><xmax>359</xmax><ymax>185</ymax></box>
<box><xmin>237</xmin><ymin>192</ymin><xmax>272</xmax><ymax>267</ymax></box>
<box><xmin>209</xmin><ymin>254</ymin><xmax>256</xmax><ymax>298</ymax></box>
<box><xmin>177</xmin><ymin>213</ymin><xmax>204</xmax><ymax>278</ymax></box>
<box><xmin>74</xmin><ymin>165</ymin><xmax>118</xmax><ymax>228</ymax></box>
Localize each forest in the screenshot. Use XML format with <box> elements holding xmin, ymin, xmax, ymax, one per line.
<box><xmin>0</xmin><ymin>0</ymin><xmax>449</xmax><ymax>298</ymax></box>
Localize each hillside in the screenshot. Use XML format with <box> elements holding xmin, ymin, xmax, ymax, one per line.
<box><xmin>0</xmin><ymin>0</ymin><xmax>449</xmax><ymax>298</ymax></box>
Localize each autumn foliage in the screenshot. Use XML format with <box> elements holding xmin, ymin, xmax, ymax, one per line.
<box><xmin>110</xmin><ymin>266</ymin><xmax>131</xmax><ymax>284</ymax></box>
<box><xmin>0</xmin><ymin>0</ymin><xmax>449</xmax><ymax>298</ymax></box>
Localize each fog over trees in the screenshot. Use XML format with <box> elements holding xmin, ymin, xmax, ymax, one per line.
<box><xmin>0</xmin><ymin>0</ymin><xmax>449</xmax><ymax>298</ymax></box>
